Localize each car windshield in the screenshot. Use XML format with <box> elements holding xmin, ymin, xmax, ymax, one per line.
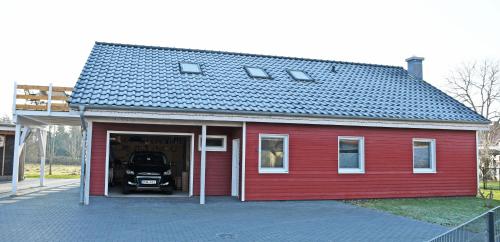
<box><xmin>131</xmin><ymin>153</ymin><xmax>167</xmax><ymax>166</ymax></box>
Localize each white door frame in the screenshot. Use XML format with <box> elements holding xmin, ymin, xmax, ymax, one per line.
<box><xmin>231</xmin><ymin>139</ymin><xmax>240</xmax><ymax>197</ymax></box>
<box><xmin>104</xmin><ymin>130</ymin><xmax>195</xmax><ymax>197</ymax></box>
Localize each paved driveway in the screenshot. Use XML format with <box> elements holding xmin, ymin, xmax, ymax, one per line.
<box><xmin>0</xmin><ymin>178</ymin><xmax>79</xmax><ymax>198</ymax></box>
<box><xmin>0</xmin><ymin>185</ymin><xmax>446</xmax><ymax>242</ymax></box>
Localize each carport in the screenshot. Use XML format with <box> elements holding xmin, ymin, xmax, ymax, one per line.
<box><xmin>12</xmin><ymin>83</ymin><xmax>246</xmax><ymax>205</ymax></box>
<box><xmin>11</xmin><ymin>84</ymin><xmax>81</xmax><ymax>199</ymax></box>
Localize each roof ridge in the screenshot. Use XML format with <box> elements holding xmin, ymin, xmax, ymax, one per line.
<box><xmin>94</xmin><ymin>41</ymin><xmax>404</xmax><ymax>69</ymax></box>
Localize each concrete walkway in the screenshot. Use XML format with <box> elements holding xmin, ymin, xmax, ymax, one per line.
<box><xmin>0</xmin><ymin>178</ymin><xmax>79</xmax><ymax>198</ymax></box>
<box><xmin>0</xmin><ymin>185</ymin><xmax>447</xmax><ymax>242</ymax></box>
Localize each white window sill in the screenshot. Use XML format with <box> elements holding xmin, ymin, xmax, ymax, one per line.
<box><xmin>338</xmin><ymin>169</ymin><xmax>365</xmax><ymax>174</ymax></box>
<box><xmin>258</xmin><ymin>169</ymin><xmax>289</xmax><ymax>174</ymax></box>
<box><xmin>413</xmin><ymin>169</ymin><xmax>436</xmax><ymax>174</ymax></box>
<box><xmin>198</xmin><ymin>148</ymin><xmax>227</xmax><ymax>152</ymax></box>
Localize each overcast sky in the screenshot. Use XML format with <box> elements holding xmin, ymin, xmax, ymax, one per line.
<box><xmin>1</xmin><ymin>0</ymin><xmax>499</xmax><ymax>118</ymax></box>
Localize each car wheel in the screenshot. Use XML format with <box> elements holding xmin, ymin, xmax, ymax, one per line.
<box><xmin>122</xmin><ymin>185</ymin><xmax>130</xmax><ymax>194</ymax></box>
<box><xmin>163</xmin><ymin>187</ymin><xmax>173</xmax><ymax>195</ymax></box>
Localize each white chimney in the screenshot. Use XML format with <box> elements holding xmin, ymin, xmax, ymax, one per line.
<box><xmin>405</xmin><ymin>56</ymin><xmax>424</xmax><ymax>80</ymax></box>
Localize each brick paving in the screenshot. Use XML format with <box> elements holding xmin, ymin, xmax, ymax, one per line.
<box><xmin>0</xmin><ymin>185</ymin><xmax>447</xmax><ymax>242</ymax></box>
<box><xmin>0</xmin><ymin>178</ymin><xmax>79</xmax><ymax>198</ymax></box>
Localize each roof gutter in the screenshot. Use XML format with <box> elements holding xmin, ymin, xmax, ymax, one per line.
<box><xmin>69</xmin><ymin>103</ymin><xmax>491</xmax><ymax>126</ymax></box>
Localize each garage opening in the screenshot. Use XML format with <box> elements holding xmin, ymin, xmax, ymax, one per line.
<box><xmin>106</xmin><ymin>132</ymin><xmax>193</xmax><ymax>197</ymax></box>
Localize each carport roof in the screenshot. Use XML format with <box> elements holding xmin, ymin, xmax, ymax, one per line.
<box><xmin>0</xmin><ymin>123</ymin><xmax>15</xmax><ymax>132</ymax></box>
<box><xmin>70</xmin><ymin>42</ymin><xmax>488</xmax><ymax>124</ymax></box>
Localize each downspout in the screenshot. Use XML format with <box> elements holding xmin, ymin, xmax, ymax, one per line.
<box><xmin>79</xmin><ymin>105</ymin><xmax>87</xmax><ymax>204</ymax></box>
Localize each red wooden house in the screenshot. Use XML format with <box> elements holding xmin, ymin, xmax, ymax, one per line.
<box><xmin>12</xmin><ymin>42</ymin><xmax>490</xmax><ymax>204</ymax></box>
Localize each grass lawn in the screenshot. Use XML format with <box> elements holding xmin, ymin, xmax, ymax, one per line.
<box><xmin>480</xmin><ymin>181</ymin><xmax>500</xmax><ymax>190</ymax></box>
<box><xmin>346</xmin><ymin>190</ymin><xmax>500</xmax><ymax>227</ymax></box>
<box><xmin>24</xmin><ymin>164</ymin><xmax>80</xmax><ymax>179</ymax></box>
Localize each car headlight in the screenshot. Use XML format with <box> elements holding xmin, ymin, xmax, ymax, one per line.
<box><xmin>125</xmin><ymin>169</ymin><xmax>134</xmax><ymax>175</ymax></box>
<box><xmin>163</xmin><ymin>170</ymin><xmax>172</xmax><ymax>176</ymax></box>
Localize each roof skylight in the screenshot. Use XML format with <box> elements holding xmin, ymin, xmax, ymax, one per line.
<box><xmin>288</xmin><ymin>70</ymin><xmax>313</xmax><ymax>81</ymax></box>
<box><xmin>245</xmin><ymin>67</ymin><xmax>270</xmax><ymax>79</ymax></box>
<box><xmin>180</xmin><ymin>62</ymin><xmax>202</xmax><ymax>74</ymax></box>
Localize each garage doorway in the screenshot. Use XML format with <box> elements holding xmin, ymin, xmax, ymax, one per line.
<box><xmin>105</xmin><ymin>131</ymin><xmax>194</xmax><ymax>197</ymax></box>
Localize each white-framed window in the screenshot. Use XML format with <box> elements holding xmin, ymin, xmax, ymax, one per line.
<box><xmin>338</xmin><ymin>136</ymin><xmax>365</xmax><ymax>174</ymax></box>
<box><xmin>413</xmin><ymin>138</ymin><xmax>436</xmax><ymax>173</ymax></box>
<box><xmin>198</xmin><ymin>135</ymin><xmax>227</xmax><ymax>152</ymax></box>
<box><xmin>245</xmin><ymin>66</ymin><xmax>271</xmax><ymax>79</ymax></box>
<box><xmin>259</xmin><ymin>134</ymin><xmax>289</xmax><ymax>174</ymax></box>
<box><xmin>179</xmin><ymin>62</ymin><xmax>202</xmax><ymax>74</ymax></box>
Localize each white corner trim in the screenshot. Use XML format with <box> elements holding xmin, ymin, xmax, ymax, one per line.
<box><xmin>412</xmin><ymin>138</ymin><xmax>437</xmax><ymax>174</ymax></box>
<box><xmin>258</xmin><ymin>134</ymin><xmax>289</xmax><ymax>174</ymax></box>
<box><xmin>338</xmin><ymin>136</ymin><xmax>365</xmax><ymax>174</ymax></box>
<box><xmin>104</xmin><ymin>131</ymin><xmax>110</xmax><ymax>196</ymax></box>
<box><xmin>189</xmin><ymin>133</ymin><xmax>195</xmax><ymax>197</ymax></box>
<box><xmin>197</xmin><ymin>135</ymin><xmax>227</xmax><ymax>152</ymax></box>
<box><xmin>82</xmin><ymin>109</ymin><xmax>489</xmax><ymax>131</ymax></box>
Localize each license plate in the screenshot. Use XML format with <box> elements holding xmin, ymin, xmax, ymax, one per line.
<box><xmin>141</xmin><ymin>180</ymin><xmax>157</xmax><ymax>185</ymax></box>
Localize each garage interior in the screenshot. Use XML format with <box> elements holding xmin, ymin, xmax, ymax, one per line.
<box><xmin>107</xmin><ymin>133</ymin><xmax>191</xmax><ymax>197</ymax></box>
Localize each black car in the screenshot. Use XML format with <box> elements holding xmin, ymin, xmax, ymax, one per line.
<box><xmin>122</xmin><ymin>151</ymin><xmax>175</xmax><ymax>194</ymax></box>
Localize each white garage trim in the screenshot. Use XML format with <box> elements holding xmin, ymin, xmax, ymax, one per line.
<box><xmin>104</xmin><ymin>130</ymin><xmax>195</xmax><ymax>197</ymax></box>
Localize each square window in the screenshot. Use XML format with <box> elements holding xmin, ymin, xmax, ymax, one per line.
<box><xmin>259</xmin><ymin>134</ymin><xmax>289</xmax><ymax>173</ymax></box>
<box><xmin>180</xmin><ymin>62</ymin><xmax>202</xmax><ymax>74</ymax></box>
<box><xmin>413</xmin><ymin>139</ymin><xmax>436</xmax><ymax>173</ymax></box>
<box><xmin>198</xmin><ymin>135</ymin><xmax>226</xmax><ymax>152</ymax></box>
<box><xmin>245</xmin><ymin>67</ymin><xmax>270</xmax><ymax>79</ymax></box>
<box><xmin>338</xmin><ymin>136</ymin><xmax>365</xmax><ymax>174</ymax></box>
<box><xmin>288</xmin><ymin>70</ymin><xmax>313</xmax><ymax>81</ymax></box>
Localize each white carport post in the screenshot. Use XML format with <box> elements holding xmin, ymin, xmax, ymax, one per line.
<box><xmin>200</xmin><ymin>125</ymin><xmax>207</xmax><ymax>205</ymax></box>
<box><xmin>84</xmin><ymin>121</ymin><xmax>93</xmax><ymax>205</ymax></box>
<box><xmin>11</xmin><ymin>124</ymin><xmax>21</xmax><ymax>194</ymax></box>
<box><xmin>11</xmin><ymin>125</ymin><xmax>30</xmax><ymax>195</ymax></box>
<box><xmin>37</xmin><ymin>128</ymin><xmax>48</xmax><ymax>187</ymax></box>
<box><xmin>241</xmin><ymin>122</ymin><xmax>246</xmax><ymax>202</ymax></box>
<box><xmin>79</xmin><ymin>129</ymin><xmax>87</xmax><ymax>204</ymax></box>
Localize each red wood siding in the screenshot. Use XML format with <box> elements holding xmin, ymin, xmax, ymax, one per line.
<box><xmin>89</xmin><ymin>122</ymin><xmax>234</xmax><ymax>196</ymax></box>
<box><xmin>244</xmin><ymin>123</ymin><xmax>477</xmax><ymax>201</ymax></box>
<box><xmin>205</xmin><ymin>127</ymin><xmax>234</xmax><ymax>196</ymax></box>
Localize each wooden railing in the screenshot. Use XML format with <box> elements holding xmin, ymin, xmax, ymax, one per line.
<box><xmin>15</xmin><ymin>84</ymin><xmax>73</xmax><ymax>112</ymax></box>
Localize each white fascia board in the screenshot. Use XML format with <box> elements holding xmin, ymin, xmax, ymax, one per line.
<box><xmin>86</xmin><ymin>117</ymin><xmax>242</xmax><ymax>127</ymax></box>
<box><xmin>15</xmin><ymin>110</ymin><xmax>80</xmax><ymax>117</ymax></box>
<box><xmin>0</xmin><ymin>126</ymin><xmax>16</xmax><ymax>132</ymax></box>
<box><xmin>82</xmin><ymin>109</ymin><xmax>489</xmax><ymax>131</ymax></box>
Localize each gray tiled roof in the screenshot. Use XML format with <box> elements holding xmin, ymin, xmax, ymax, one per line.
<box><xmin>70</xmin><ymin>42</ymin><xmax>488</xmax><ymax>123</ymax></box>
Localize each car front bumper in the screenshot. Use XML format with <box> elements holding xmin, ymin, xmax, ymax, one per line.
<box><xmin>125</xmin><ymin>175</ymin><xmax>173</xmax><ymax>189</ymax></box>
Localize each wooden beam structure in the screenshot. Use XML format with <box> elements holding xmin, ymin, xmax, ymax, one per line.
<box><xmin>15</xmin><ymin>84</ymin><xmax>73</xmax><ymax>112</ymax></box>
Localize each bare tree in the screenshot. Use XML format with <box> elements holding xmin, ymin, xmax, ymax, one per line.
<box><xmin>447</xmin><ymin>59</ymin><xmax>500</xmax><ymax>188</ymax></box>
